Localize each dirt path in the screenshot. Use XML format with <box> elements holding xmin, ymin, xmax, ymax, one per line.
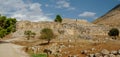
<box><xmin>0</xmin><ymin>42</ymin><xmax>29</xmax><ymax>57</ymax></box>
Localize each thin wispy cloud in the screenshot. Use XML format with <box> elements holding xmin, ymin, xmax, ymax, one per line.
<box><xmin>56</xmin><ymin>0</ymin><xmax>75</xmax><ymax>10</ymax></box>
<box><xmin>45</xmin><ymin>4</ymin><xmax>49</xmax><ymax>7</ymax></box>
<box><xmin>79</xmin><ymin>11</ymin><xmax>96</xmax><ymax>17</ymax></box>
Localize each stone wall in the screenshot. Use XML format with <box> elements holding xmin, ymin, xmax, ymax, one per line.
<box><xmin>12</xmin><ymin>19</ymin><xmax>110</xmax><ymax>38</ymax></box>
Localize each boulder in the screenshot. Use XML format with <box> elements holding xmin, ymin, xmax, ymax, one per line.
<box><xmin>101</xmin><ymin>49</ymin><xmax>110</xmax><ymax>55</ymax></box>
<box><xmin>89</xmin><ymin>54</ymin><xmax>95</xmax><ymax>57</ymax></box>
<box><xmin>95</xmin><ymin>53</ymin><xmax>102</xmax><ymax>57</ymax></box>
<box><xmin>91</xmin><ymin>48</ymin><xmax>96</xmax><ymax>51</ymax></box>
<box><xmin>118</xmin><ymin>49</ymin><xmax>120</xmax><ymax>54</ymax></box>
<box><xmin>81</xmin><ymin>50</ymin><xmax>88</xmax><ymax>54</ymax></box>
<box><xmin>109</xmin><ymin>54</ymin><xmax>116</xmax><ymax>57</ymax></box>
<box><xmin>111</xmin><ymin>50</ymin><xmax>118</xmax><ymax>55</ymax></box>
<box><xmin>104</xmin><ymin>55</ymin><xmax>109</xmax><ymax>57</ymax></box>
<box><xmin>73</xmin><ymin>55</ymin><xmax>77</xmax><ymax>57</ymax></box>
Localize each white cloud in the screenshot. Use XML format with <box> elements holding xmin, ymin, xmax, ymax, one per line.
<box><xmin>68</xmin><ymin>7</ymin><xmax>75</xmax><ymax>10</ymax></box>
<box><xmin>45</xmin><ymin>4</ymin><xmax>49</xmax><ymax>7</ymax></box>
<box><xmin>79</xmin><ymin>11</ymin><xmax>96</xmax><ymax>17</ymax></box>
<box><xmin>0</xmin><ymin>0</ymin><xmax>52</xmax><ymax>22</ymax></box>
<box><xmin>57</xmin><ymin>0</ymin><xmax>70</xmax><ymax>8</ymax></box>
<box><xmin>56</xmin><ymin>0</ymin><xmax>75</xmax><ymax>10</ymax></box>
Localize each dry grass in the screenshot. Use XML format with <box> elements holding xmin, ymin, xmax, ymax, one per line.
<box><xmin>10</xmin><ymin>36</ymin><xmax>120</xmax><ymax>57</ymax></box>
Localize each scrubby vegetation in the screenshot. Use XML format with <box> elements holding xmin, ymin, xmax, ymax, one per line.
<box><xmin>24</xmin><ymin>30</ymin><xmax>36</xmax><ymax>40</ymax></box>
<box><xmin>32</xmin><ymin>54</ymin><xmax>47</xmax><ymax>57</ymax></box>
<box><xmin>108</xmin><ymin>28</ymin><xmax>119</xmax><ymax>39</ymax></box>
<box><xmin>40</xmin><ymin>28</ymin><xmax>55</xmax><ymax>44</ymax></box>
<box><xmin>0</xmin><ymin>14</ymin><xmax>17</xmax><ymax>38</ymax></box>
<box><xmin>54</xmin><ymin>15</ymin><xmax>62</xmax><ymax>23</ymax></box>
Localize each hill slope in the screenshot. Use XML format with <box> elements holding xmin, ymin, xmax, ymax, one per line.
<box><xmin>93</xmin><ymin>4</ymin><xmax>120</xmax><ymax>27</ymax></box>
<box><xmin>12</xmin><ymin>18</ymin><xmax>108</xmax><ymax>39</ymax></box>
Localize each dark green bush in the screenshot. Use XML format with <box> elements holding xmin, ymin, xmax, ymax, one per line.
<box><xmin>54</xmin><ymin>15</ymin><xmax>62</xmax><ymax>23</ymax></box>
<box><xmin>108</xmin><ymin>28</ymin><xmax>119</xmax><ymax>37</ymax></box>
<box><xmin>0</xmin><ymin>15</ymin><xmax>17</xmax><ymax>38</ymax></box>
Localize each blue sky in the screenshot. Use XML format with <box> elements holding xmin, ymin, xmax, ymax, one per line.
<box><xmin>0</xmin><ymin>0</ymin><xmax>119</xmax><ymax>22</ymax></box>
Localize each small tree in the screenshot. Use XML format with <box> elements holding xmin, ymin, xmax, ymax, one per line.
<box><xmin>108</xmin><ymin>28</ymin><xmax>119</xmax><ymax>39</ymax></box>
<box><xmin>54</xmin><ymin>15</ymin><xmax>62</xmax><ymax>23</ymax></box>
<box><xmin>31</xmin><ymin>32</ymin><xmax>36</xmax><ymax>38</ymax></box>
<box><xmin>24</xmin><ymin>30</ymin><xmax>36</xmax><ymax>40</ymax></box>
<box><xmin>40</xmin><ymin>28</ymin><xmax>54</xmax><ymax>44</ymax></box>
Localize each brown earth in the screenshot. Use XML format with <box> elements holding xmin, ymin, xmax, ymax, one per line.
<box><xmin>11</xmin><ymin>36</ymin><xmax>120</xmax><ymax>57</ymax></box>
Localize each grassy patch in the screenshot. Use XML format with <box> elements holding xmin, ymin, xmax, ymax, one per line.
<box><xmin>32</xmin><ymin>54</ymin><xmax>47</xmax><ymax>57</ymax></box>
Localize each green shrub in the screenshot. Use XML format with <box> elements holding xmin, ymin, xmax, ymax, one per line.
<box><xmin>0</xmin><ymin>29</ymin><xmax>7</xmax><ymax>38</ymax></box>
<box><xmin>108</xmin><ymin>28</ymin><xmax>119</xmax><ymax>36</ymax></box>
<box><xmin>0</xmin><ymin>15</ymin><xmax>17</xmax><ymax>38</ymax></box>
<box><xmin>32</xmin><ymin>54</ymin><xmax>47</xmax><ymax>57</ymax></box>
<box><xmin>40</xmin><ymin>28</ymin><xmax>54</xmax><ymax>44</ymax></box>
<box><xmin>54</xmin><ymin>15</ymin><xmax>62</xmax><ymax>23</ymax></box>
<box><xmin>24</xmin><ymin>30</ymin><xmax>36</xmax><ymax>40</ymax></box>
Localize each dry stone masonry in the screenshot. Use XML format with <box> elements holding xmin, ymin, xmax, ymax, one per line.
<box><xmin>12</xmin><ymin>19</ymin><xmax>109</xmax><ymax>40</ymax></box>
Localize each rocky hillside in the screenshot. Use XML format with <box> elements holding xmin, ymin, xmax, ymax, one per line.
<box><xmin>10</xmin><ymin>19</ymin><xmax>120</xmax><ymax>57</ymax></box>
<box><xmin>93</xmin><ymin>4</ymin><xmax>120</xmax><ymax>27</ymax></box>
<box><xmin>12</xmin><ymin>18</ymin><xmax>109</xmax><ymax>39</ymax></box>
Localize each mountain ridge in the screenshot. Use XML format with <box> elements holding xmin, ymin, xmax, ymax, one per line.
<box><xmin>93</xmin><ymin>4</ymin><xmax>120</xmax><ymax>27</ymax></box>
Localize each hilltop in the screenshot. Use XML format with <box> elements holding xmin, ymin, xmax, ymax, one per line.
<box><xmin>93</xmin><ymin>4</ymin><xmax>120</xmax><ymax>27</ymax></box>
